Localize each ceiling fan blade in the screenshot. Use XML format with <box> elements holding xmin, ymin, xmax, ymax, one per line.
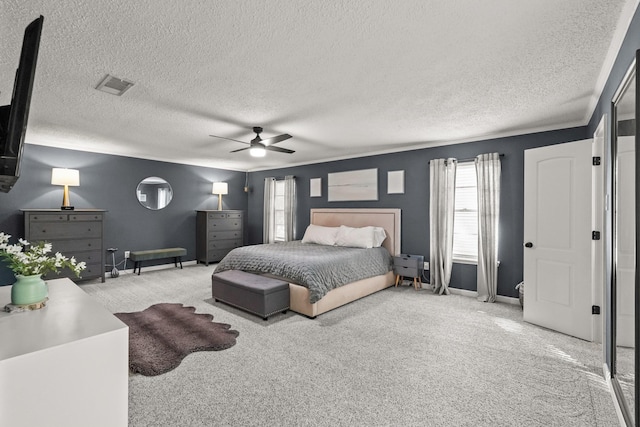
<box><xmin>261</xmin><ymin>133</ymin><xmax>292</xmax><ymax>146</ymax></box>
<box><xmin>210</xmin><ymin>134</ymin><xmax>249</xmax><ymax>145</ymax></box>
<box><xmin>265</xmin><ymin>145</ymin><xmax>295</xmax><ymax>154</ymax></box>
<box><xmin>230</xmin><ymin>146</ymin><xmax>250</xmax><ymax>153</ymax></box>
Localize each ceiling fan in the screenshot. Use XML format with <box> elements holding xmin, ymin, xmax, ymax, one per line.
<box><xmin>209</xmin><ymin>127</ymin><xmax>294</xmax><ymax>157</ymax></box>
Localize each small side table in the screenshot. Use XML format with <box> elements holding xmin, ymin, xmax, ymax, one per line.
<box><xmin>393</xmin><ymin>254</ymin><xmax>424</xmax><ymax>290</ymax></box>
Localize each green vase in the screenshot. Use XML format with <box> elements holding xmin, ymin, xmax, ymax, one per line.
<box><xmin>11</xmin><ymin>274</ymin><xmax>48</xmax><ymax>305</ymax></box>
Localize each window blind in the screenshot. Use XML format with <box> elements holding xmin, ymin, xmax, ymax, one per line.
<box><xmin>453</xmin><ymin>162</ymin><xmax>478</xmax><ymax>262</ymax></box>
<box><xmin>274</xmin><ymin>180</ymin><xmax>285</xmax><ymax>241</ymax></box>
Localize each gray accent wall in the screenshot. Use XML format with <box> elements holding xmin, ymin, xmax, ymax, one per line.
<box><xmin>247</xmin><ymin>126</ymin><xmax>588</xmax><ymax>298</ymax></box>
<box><xmin>0</xmin><ymin>144</ymin><xmax>247</xmax><ymax>286</ymax></box>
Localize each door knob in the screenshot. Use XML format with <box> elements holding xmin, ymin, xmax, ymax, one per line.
<box><xmin>524</xmin><ymin>242</ymin><xmax>533</xmax><ymax>248</ymax></box>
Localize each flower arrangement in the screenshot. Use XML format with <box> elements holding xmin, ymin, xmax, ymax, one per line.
<box><xmin>0</xmin><ymin>232</ymin><xmax>86</xmax><ymax>277</ymax></box>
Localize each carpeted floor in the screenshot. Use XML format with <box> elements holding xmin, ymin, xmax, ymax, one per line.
<box><xmin>82</xmin><ymin>264</ymin><xmax>620</xmax><ymax>427</ymax></box>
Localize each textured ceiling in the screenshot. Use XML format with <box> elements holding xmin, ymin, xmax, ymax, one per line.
<box><xmin>1</xmin><ymin>0</ymin><xmax>637</xmax><ymax>171</ymax></box>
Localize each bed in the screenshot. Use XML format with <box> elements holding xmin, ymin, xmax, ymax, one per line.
<box><xmin>215</xmin><ymin>208</ymin><xmax>401</xmax><ymax>318</ymax></box>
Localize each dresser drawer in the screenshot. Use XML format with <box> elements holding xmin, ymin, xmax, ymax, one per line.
<box><xmin>207</xmin><ymin>249</ymin><xmax>232</xmax><ymax>262</ymax></box>
<box><xmin>207</xmin><ymin>239</ymin><xmax>242</xmax><ymax>250</ymax></box>
<box><xmin>207</xmin><ymin>212</ymin><xmax>242</xmax><ymax>220</ymax></box>
<box><xmin>51</xmin><ymin>239</ymin><xmax>102</xmax><ymax>253</ymax></box>
<box><xmin>394</xmin><ymin>265</ymin><xmax>419</xmax><ymax>277</ymax></box>
<box><xmin>69</xmin><ymin>213</ymin><xmax>103</xmax><ymax>222</ymax></box>
<box><xmin>207</xmin><ymin>212</ymin><xmax>228</xmax><ymax>220</ymax></box>
<box><xmin>207</xmin><ymin>230</ymin><xmax>242</xmax><ymax>240</ymax></box>
<box><xmin>42</xmin><ymin>260</ymin><xmax>102</xmax><ymax>281</ymax></box>
<box><xmin>29</xmin><ymin>213</ymin><xmax>68</xmax><ymax>222</ymax></box>
<box><xmin>29</xmin><ymin>222</ymin><xmax>102</xmax><ymax>240</ymax></box>
<box><xmin>61</xmin><ymin>250</ymin><xmax>102</xmax><ymax>265</ymax></box>
<box><xmin>209</xmin><ymin>218</ymin><xmax>242</xmax><ymax>231</ymax></box>
<box><xmin>394</xmin><ymin>255</ymin><xmax>421</xmax><ymax>269</ymax></box>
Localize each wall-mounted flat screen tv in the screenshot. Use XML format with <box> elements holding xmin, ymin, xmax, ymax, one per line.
<box><xmin>0</xmin><ymin>15</ymin><xmax>44</xmax><ymax>193</ymax></box>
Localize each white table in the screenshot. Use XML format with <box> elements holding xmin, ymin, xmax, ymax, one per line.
<box><xmin>0</xmin><ymin>278</ymin><xmax>128</xmax><ymax>427</ymax></box>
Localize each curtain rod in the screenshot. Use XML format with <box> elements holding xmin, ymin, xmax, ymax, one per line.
<box><xmin>458</xmin><ymin>153</ymin><xmax>504</xmax><ymax>162</ymax></box>
<box><xmin>429</xmin><ymin>153</ymin><xmax>504</xmax><ymax>163</ymax></box>
<box><xmin>265</xmin><ymin>175</ymin><xmax>296</xmax><ymax>180</ymax></box>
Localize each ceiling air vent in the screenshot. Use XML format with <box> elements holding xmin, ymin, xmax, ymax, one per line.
<box><xmin>95</xmin><ymin>74</ymin><xmax>134</xmax><ymax>96</ymax></box>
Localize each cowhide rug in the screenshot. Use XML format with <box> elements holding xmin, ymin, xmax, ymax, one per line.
<box><xmin>115</xmin><ymin>303</ymin><xmax>239</xmax><ymax>376</ymax></box>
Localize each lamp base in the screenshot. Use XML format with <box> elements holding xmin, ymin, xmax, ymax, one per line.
<box><xmin>61</xmin><ymin>206</ymin><xmax>75</xmax><ymax>210</ymax></box>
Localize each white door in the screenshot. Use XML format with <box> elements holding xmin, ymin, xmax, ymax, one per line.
<box><xmin>523</xmin><ymin>140</ymin><xmax>593</xmax><ymax>341</ymax></box>
<box><xmin>615</xmin><ymin>135</ymin><xmax>635</xmax><ymax>347</ymax></box>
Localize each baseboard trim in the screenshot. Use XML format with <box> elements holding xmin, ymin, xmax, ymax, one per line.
<box><xmin>427</xmin><ymin>285</ymin><xmax>520</xmax><ymax>305</ymax></box>
<box><xmin>416</xmin><ymin>282</ymin><xmax>520</xmax><ymax>305</ymax></box>
<box><xmin>108</xmin><ymin>260</ymin><xmax>199</xmax><ymax>277</ymax></box>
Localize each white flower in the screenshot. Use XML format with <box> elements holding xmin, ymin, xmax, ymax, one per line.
<box><xmin>0</xmin><ymin>232</ymin><xmax>86</xmax><ymax>277</ymax></box>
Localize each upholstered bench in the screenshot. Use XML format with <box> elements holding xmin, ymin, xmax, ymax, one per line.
<box><xmin>211</xmin><ymin>270</ymin><xmax>289</xmax><ymax>320</ymax></box>
<box><xmin>129</xmin><ymin>247</ymin><xmax>187</xmax><ymax>275</ymax></box>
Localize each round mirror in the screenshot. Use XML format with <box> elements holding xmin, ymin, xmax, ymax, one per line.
<box><xmin>136</xmin><ymin>176</ymin><xmax>173</xmax><ymax>210</ymax></box>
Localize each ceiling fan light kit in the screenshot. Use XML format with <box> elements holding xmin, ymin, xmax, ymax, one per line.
<box><xmin>250</xmin><ymin>146</ymin><xmax>266</xmax><ymax>157</ymax></box>
<box><xmin>210</xmin><ymin>126</ymin><xmax>294</xmax><ymax>156</ymax></box>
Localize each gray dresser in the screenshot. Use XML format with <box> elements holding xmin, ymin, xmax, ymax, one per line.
<box><xmin>196</xmin><ymin>210</ymin><xmax>244</xmax><ymax>265</ymax></box>
<box><xmin>22</xmin><ymin>209</ymin><xmax>106</xmax><ymax>282</ymax></box>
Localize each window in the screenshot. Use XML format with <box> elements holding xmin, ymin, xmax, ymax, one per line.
<box><xmin>274</xmin><ymin>180</ymin><xmax>285</xmax><ymax>242</ymax></box>
<box><xmin>452</xmin><ymin>162</ymin><xmax>478</xmax><ymax>263</ymax></box>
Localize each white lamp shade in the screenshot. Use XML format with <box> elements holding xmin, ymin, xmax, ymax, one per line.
<box><xmin>51</xmin><ymin>168</ymin><xmax>80</xmax><ymax>186</ymax></box>
<box><xmin>212</xmin><ymin>182</ymin><xmax>228</xmax><ymax>195</ymax></box>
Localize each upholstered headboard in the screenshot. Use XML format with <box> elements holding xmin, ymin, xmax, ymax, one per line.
<box><xmin>310</xmin><ymin>208</ymin><xmax>401</xmax><ymax>256</ymax></box>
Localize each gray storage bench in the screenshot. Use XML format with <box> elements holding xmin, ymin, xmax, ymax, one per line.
<box><xmin>211</xmin><ymin>270</ymin><xmax>289</xmax><ymax>320</ymax></box>
<box><xmin>130</xmin><ymin>247</ymin><xmax>187</xmax><ymax>275</ymax></box>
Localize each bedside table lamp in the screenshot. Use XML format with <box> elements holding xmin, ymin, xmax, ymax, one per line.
<box><xmin>51</xmin><ymin>168</ymin><xmax>80</xmax><ymax>210</ymax></box>
<box><xmin>212</xmin><ymin>181</ymin><xmax>228</xmax><ymax>210</ymax></box>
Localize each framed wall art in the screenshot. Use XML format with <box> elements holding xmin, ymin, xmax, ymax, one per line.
<box><xmin>310</xmin><ymin>178</ymin><xmax>322</xmax><ymax>197</ymax></box>
<box><xmin>387</xmin><ymin>170</ymin><xmax>404</xmax><ymax>194</ymax></box>
<box><xmin>327</xmin><ymin>168</ymin><xmax>378</xmax><ymax>202</ymax></box>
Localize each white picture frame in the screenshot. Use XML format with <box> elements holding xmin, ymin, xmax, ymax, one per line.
<box><xmin>310</xmin><ymin>178</ymin><xmax>322</xmax><ymax>197</ymax></box>
<box><xmin>387</xmin><ymin>170</ymin><xmax>404</xmax><ymax>194</ymax></box>
<box><xmin>328</xmin><ymin>168</ymin><xmax>378</xmax><ymax>202</ymax></box>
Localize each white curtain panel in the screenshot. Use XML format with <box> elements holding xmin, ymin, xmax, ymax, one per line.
<box><xmin>475</xmin><ymin>153</ymin><xmax>501</xmax><ymax>302</ymax></box>
<box><xmin>429</xmin><ymin>158</ymin><xmax>457</xmax><ymax>295</ymax></box>
<box><xmin>284</xmin><ymin>175</ymin><xmax>297</xmax><ymax>241</ymax></box>
<box><xmin>263</xmin><ymin>177</ymin><xmax>276</xmax><ymax>243</ymax></box>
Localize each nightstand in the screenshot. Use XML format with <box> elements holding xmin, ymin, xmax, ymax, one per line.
<box><xmin>393</xmin><ymin>254</ymin><xmax>424</xmax><ymax>290</ymax></box>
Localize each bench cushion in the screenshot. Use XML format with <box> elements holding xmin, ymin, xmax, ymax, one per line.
<box><xmin>212</xmin><ymin>270</ymin><xmax>288</xmax><ymax>295</ymax></box>
<box><xmin>130</xmin><ymin>247</ymin><xmax>187</xmax><ymax>262</ymax></box>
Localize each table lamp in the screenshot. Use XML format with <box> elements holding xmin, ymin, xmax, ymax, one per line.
<box><xmin>51</xmin><ymin>168</ymin><xmax>80</xmax><ymax>210</ymax></box>
<box><xmin>212</xmin><ymin>182</ymin><xmax>228</xmax><ymax>210</ymax></box>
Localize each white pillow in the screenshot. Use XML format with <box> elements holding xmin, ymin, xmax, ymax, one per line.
<box><xmin>301</xmin><ymin>224</ymin><xmax>340</xmax><ymax>246</ymax></box>
<box><xmin>335</xmin><ymin>225</ymin><xmax>385</xmax><ymax>249</ymax></box>
<box><xmin>372</xmin><ymin>226</ymin><xmax>387</xmax><ymax>247</ymax></box>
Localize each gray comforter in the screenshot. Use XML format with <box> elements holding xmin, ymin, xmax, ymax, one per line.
<box><xmin>214</xmin><ymin>241</ymin><xmax>393</xmax><ymax>303</ymax></box>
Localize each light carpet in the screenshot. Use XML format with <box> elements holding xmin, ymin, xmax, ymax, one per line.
<box><xmin>82</xmin><ymin>264</ymin><xmax>620</xmax><ymax>427</ymax></box>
